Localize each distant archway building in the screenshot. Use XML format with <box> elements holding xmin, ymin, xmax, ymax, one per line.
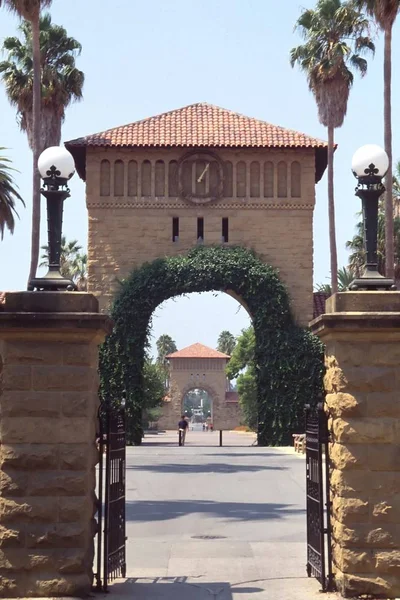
<box><xmin>66</xmin><ymin>102</ymin><xmax>328</xmax><ymax>326</ymax></box>
<box><xmin>159</xmin><ymin>342</ymin><xmax>241</xmax><ymax>430</ymax></box>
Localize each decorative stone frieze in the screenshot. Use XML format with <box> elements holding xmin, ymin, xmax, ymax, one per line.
<box><xmin>0</xmin><ymin>292</ymin><xmax>112</xmax><ymax>597</ymax></box>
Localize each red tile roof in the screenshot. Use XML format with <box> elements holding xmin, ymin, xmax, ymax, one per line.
<box><xmin>313</xmin><ymin>292</ymin><xmax>330</xmax><ymax>319</ymax></box>
<box><xmin>65</xmin><ymin>102</ymin><xmax>328</xmax><ymax>181</ymax></box>
<box><xmin>66</xmin><ymin>102</ymin><xmax>327</xmax><ymax>150</ymax></box>
<box><xmin>167</xmin><ymin>342</ymin><xmax>230</xmax><ymax>360</ymax></box>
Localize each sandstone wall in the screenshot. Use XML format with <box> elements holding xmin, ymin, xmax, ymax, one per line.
<box><xmin>85</xmin><ymin>146</ymin><xmax>316</xmax><ymax>326</ymax></box>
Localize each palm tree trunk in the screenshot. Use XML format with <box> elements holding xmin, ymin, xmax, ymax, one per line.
<box><xmin>384</xmin><ymin>26</ymin><xmax>394</xmax><ymax>279</ymax></box>
<box><xmin>328</xmin><ymin>124</ymin><xmax>338</xmax><ymax>295</ymax></box>
<box><xmin>27</xmin><ymin>17</ymin><xmax>41</xmax><ymax>285</ymax></box>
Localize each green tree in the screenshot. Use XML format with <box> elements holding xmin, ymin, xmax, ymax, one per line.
<box><xmin>315</xmin><ymin>266</ymin><xmax>356</xmax><ymax>293</ymax></box>
<box><xmin>0</xmin><ymin>0</ymin><xmax>52</xmax><ymax>283</ymax></box>
<box><xmin>291</xmin><ymin>0</ymin><xmax>375</xmax><ymax>294</ymax></box>
<box><xmin>70</xmin><ymin>252</ymin><xmax>87</xmax><ymax>291</ymax></box>
<box><xmin>156</xmin><ymin>334</ymin><xmax>177</xmax><ymax>365</ymax></box>
<box><xmin>226</xmin><ymin>327</ymin><xmax>257</xmax><ymax>430</ymax></box>
<box><xmin>353</xmin><ymin>0</ymin><xmax>400</xmax><ymax>279</ymax></box>
<box><xmin>39</xmin><ymin>236</ymin><xmax>82</xmax><ymax>278</ymax></box>
<box><xmin>0</xmin><ymin>148</ymin><xmax>25</xmax><ymax>238</ymax></box>
<box><xmin>141</xmin><ymin>359</ymin><xmax>166</xmax><ymax>429</ymax></box>
<box><xmin>216</xmin><ymin>330</ymin><xmax>236</xmax><ymax>356</ymax></box>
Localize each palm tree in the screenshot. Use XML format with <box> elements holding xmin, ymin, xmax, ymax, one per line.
<box><xmin>156</xmin><ymin>334</ymin><xmax>177</xmax><ymax>365</ymax></box>
<box><xmin>216</xmin><ymin>330</ymin><xmax>236</xmax><ymax>355</ymax></box>
<box><xmin>291</xmin><ymin>0</ymin><xmax>375</xmax><ymax>294</ymax></box>
<box><xmin>40</xmin><ymin>236</ymin><xmax>82</xmax><ymax>278</ymax></box>
<box><xmin>0</xmin><ymin>148</ymin><xmax>25</xmax><ymax>238</ymax></box>
<box><xmin>315</xmin><ymin>266</ymin><xmax>356</xmax><ymax>293</ymax></box>
<box><xmin>0</xmin><ymin>0</ymin><xmax>52</xmax><ymax>284</ymax></box>
<box><xmin>71</xmin><ymin>252</ymin><xmax>87</xmax><ymax>291</ymax></box>
<box><xmin>353</xmin><ymin>0</ymin><xmax>400</xmax><ymax>279</ymax></box>
<box><xmin>0</xmin><ymin>14</ymin><xmax>84</xmax><ymax>150</ymax></box>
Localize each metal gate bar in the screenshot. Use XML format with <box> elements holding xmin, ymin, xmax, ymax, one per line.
<box><xmin>305</xmin><ymin>403</ymin><xmax>333</xmax><ymax>592</ymax></box>
<box><xmin>94</xmin><ymin>401</ymin><xmax>126</xmax><ymax>592</ymax></box>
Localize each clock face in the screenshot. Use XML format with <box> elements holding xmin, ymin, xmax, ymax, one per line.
<box><xmin>178</xmin><ymin>151</ymin><xmax>223</xmax><ymax>204</ymax></box>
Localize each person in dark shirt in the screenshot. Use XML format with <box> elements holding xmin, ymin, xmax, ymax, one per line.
<box><xmin>178</xmin><ymin>415</ymin><xmax>189</xmax><ymax>445</ymax></box>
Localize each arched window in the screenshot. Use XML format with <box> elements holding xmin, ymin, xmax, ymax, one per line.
<box><xmin>168</xmin><ymin>161</ymin><xmax>178</xmax><ymax>196</ymax></box>
<box><xmin>250</xmin><ymin>161</ymin><xmax>260</xmax><ymax>197</ymax></box>
<box><xmin>114</xmin><ymin>160</ymin><xmax>124</xmax><ymax>196</ymax></box>
<box><xmin>264</xmin><ymin>161</ymin><xmax>274</xmax><ymax>198</ymax></box>
<box><xmin>155</xmin><ymin>160</ymin><xmax>165</xmax><ymax>196</ymax></box>
<box><xmin>100</xmin><ymin>159</ymin><xmax>110</xmax><ymax>196</ymax></box>
<box><xmin>291</xmin><ymin>161</ymin><xmax>301</xmax><ymax>197</ymax></box>
<box><xmin>277</xmin><ymin>161</ymin><xmax>287</xmax><ymax>198</ymax></box>
<box><xmin>236</xmin><ymin>161</ymin><xmax>247</xmax><ymax>198</ymax></box>
<box><xmin>128</xmin><ymin>160</ymin><xmax>138</xmax><ymax>196</ymax></box>
<box><xmin>224</xmin><ymin>161</ymin><xmax>233</xmax><ymax>197</ymax></box>
<box><xmin>141</xmin><ymin>160</ymin><xmax>151</xmax><ymax>197</ymax></box>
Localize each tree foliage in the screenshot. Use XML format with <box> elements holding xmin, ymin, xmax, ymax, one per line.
<box><xmin>216</xmin><ymin>330</ymin><xmax>236</xmax><ymax>356</ymax></box>
<box><xmin>39</xmin><ymin>236</ymin><xmax>87</xmax><ymax>289</ymax></box>
<box><xmin>226</xmin><ymin>327</ymin><xmax>257</xmax><ymax>430</ymax></box>
<box><xmin>100</xmin><ymin>245</ymin><xmax>324</xmax><ymax>446</ymax></box>
<box><xmin>0</xmin><ymin>149</ymin><xmax>25</xmax><ymax>238</ymax></box>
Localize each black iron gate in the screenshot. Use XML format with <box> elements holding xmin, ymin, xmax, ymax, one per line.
<box><xmin>305</xmin><ymin>403</ymin><xmax>334</xmax><ymax>592</ymax></box>
<box><xmin>95</xmin><ymin>400</ymin><xmax>126</xmax><ymax>592</ymax></box>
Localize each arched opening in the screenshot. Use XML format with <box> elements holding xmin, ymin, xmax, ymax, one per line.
<box><xmin>183</xmin><ymin>387</ymin><xmax>213</xmax><ymax>429</ymax></box>
<box><xmin>99</xmin><ymin>245</ymin><xmax>324</xmax><ymax>446</ymax></box>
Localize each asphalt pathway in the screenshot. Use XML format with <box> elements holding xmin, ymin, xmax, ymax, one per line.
<box><xmin>105</xmin><ymin>431</ymin><xmax>338</xmax><ymax>600</ymax></box>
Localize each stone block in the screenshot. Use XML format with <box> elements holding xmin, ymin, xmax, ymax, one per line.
<box><xmin>334</xmin><ymin>569</ymin><xmax>400</xmax><ymax>599</ymax></box>
<box><xmin>2</xmin><ymin>365</ymin><xmax>31</xmax><ymax>391</ymax></box>
<box><xmin>0</xmin><ymin>497</ymin><xmax>58</xmax><ymax>523</ymax></box>
<box><xmin>333</xmin><ymin>546</ymin><xmax>373</xmax><ymax>573</ymax></box>
<box><xmin>0</xmin><ymin>391</ymin><xmax>61</xmax><ymax>418</ymax></box>
<box><xmin>329</xmin><ymin>443</ymin><xmax>368</xmax><ymax>470</ymax></box>
<box><xmin>374</xmin><ymin>550</ymin><xmax>400</xmax><ymax>575</ymax></box>
<box><xmin>3</xmin><ymin>341</ymin><xmax>63</xmax><ymax>366</ymax></box>
<box><xmin>326</xmin><ymin>392</ymin><xmax>366</xmax><ymax>418</ymax></box>
<box><xmin>333</xmin><ymin>521</ymin><xmax>400</xmax><ymax>548</ymax></box>
<box><xmin>1</xmin><ymin>290</ymin><xmax>99</xmax><ymax>313</ymax></box>
<box><xmin>27</xmin><ymin>471</ymin><xmax>88</xmax><ymax>496</ymax></box>
<box><xmin>0</xmin><ymin>469</ymin><xmax>28</xmax><ymax>496</ymax></box>
<box><xmin>58</xmin><ymin>497</ymin><xmax>92</xmax><ymax>522</ymax></box>
<box><xmin>326</xmin><ymin>291</ymin><xmax>400</xmax><ymax>314</ymax></box>
<box><xmin>32</xmin><ymin>365</ymin><xmax>96</xmax><ymax>392</ymax></box>
<box><xmin>0</xmin><ymin>548</ymin><xmax>87</xmax><ymax>573</ymax></box>
<box><xmin>332</xmin><ymin>417</ymin><xmax>398</xmax><ymax>444</ymax></box>
<box><xmin>368</xmin><ymin>445</ymin><xmax>400</xmax><ymax>471</ymax></box>
<box><xmin>0</xmin><ymin>525</ymin><xmax>25</xmax><ymax>547</ymax></box>
<box><xmin>59</xmin><ymin>444</ymin><xmax>95</xmax><ymax>470</ymax></box>
<box><xmin>61</xmin><ymin>391</ymin><xmax>95</xmax><ymax>417</ymax></box>
<box><xmin>367</xmin><ymin>391</ymin><xmax>400</xmax><ymax>418</ymax></box>
<box><xmin>341</xmin><ymin>366</ymin><xmax>395</xmax><ymax>394</ymax></box>
<box><xmin>25</xmin><ymin>523</ymin><xmax>87</xmax><ymax>548</ymax></box>
<box><xmin>0</xmin><ymin>417</ymin><xmax>60</xmax><ymax>444</ymax></box>
<box><xmin>330</xmin><ymin>469</ymin><xmax>400</xmax><ymax>496</ymax></box>
<box><xmin>0</xmin><ymin>444</ymin><xmax>59</xmax><ymax>470</ymax></box>
<box><xmin>332</xmin><ymin>496</ymin><xmax>369</xmax><ymax>524</ymax></box>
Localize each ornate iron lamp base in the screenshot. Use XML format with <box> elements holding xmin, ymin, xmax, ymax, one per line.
<box><xmin>349</xmin><ymin>274</ymin><xmax>396</xmax><ymax>291</ymax></box>
<box><xmin>28</xmin><ymin>269</ymin><xmax>77</xmax><ymax>292</ymax></box>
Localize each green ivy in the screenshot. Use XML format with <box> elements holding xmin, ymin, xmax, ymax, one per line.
<box><xmin>99</xmin><ymin>245</ymin><xmax>324</xmax><ymax>445</ymax></box>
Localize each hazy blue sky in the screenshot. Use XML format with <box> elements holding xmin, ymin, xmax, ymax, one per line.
<box><xmin>0</xmin><ymin>0</ymin><xmax>399</xmax><ymax>355</ymax></box>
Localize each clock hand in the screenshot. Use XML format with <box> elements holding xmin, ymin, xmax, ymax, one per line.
<box><xmin>197</xmin><ymin>163</ymin><xmax>210</xmax><ymax>183</ymax></box>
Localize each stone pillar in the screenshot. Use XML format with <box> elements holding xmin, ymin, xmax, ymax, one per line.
<box><xmin>311</xmin><ymin>292</ymin><xmax>400</xmax><ymax>598</ymax></box>
<box><xmin>0</xmin><ymin>292</ymin><xmax>112</xmax><ymax>597</ymax></box>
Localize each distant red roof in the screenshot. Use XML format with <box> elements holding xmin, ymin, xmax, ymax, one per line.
<box><xmin>167</xmin><ymin>342</ymin><xmax>230</xmax><ymax>360</ymax></box>
<box><xmin>313</xmin><ymin>292</ymin><xmax>330</xmax><ymax>319</ymax></box>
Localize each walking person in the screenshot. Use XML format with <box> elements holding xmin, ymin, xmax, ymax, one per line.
<box><xmin>178</xmin><ymin>415</ymin><xmax>189</xmax><ymax>446</ymax></box>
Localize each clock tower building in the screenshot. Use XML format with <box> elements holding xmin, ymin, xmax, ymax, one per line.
<box><xmin>66</xmin><ymin>103</ymin><xmax>328</xmax><ymax>325</ymax></box>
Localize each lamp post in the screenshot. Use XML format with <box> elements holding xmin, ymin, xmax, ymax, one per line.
<box><xmin>349</xmin><ymin>144</ymin><xmax>396</xmax><ymax>291</ymax></box>
<box><xmin>28</xmin><ymin>146</ymin><xmax>77</xmax><ymax>292</ymax></box>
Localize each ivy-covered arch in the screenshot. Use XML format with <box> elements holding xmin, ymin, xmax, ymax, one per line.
<box><xmin>100</xmin><ymin>245</ymin><xmax>324</xmax><ymax>446</ymax></box>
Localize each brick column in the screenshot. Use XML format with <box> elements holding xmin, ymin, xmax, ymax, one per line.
<box><xmin>311</xmin><ymin>292</ymin><xmax>400</xmax><ymax>598</ymax></box>
<box><xmin>0</xmin><ymin>292</ymin><xmax>112</xmax><ymax>597</ymax></box>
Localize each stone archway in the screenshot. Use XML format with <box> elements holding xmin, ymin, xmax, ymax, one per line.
<box><xmin>100</xmin><ymin>245</ymin><xmax>324</xmax><ymax>446</ymax></box>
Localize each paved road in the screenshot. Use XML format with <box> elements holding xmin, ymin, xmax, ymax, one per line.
<box><xmin>106</xmin><ymin>431</ymin><xmax>337</xmax><ymax>600</ymax></box>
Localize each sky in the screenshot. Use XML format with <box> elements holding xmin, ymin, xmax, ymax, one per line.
<box><xmin>0</xmin><ymin>0</ymin><xmax>399</xmax><ymax>355</ymax></box>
